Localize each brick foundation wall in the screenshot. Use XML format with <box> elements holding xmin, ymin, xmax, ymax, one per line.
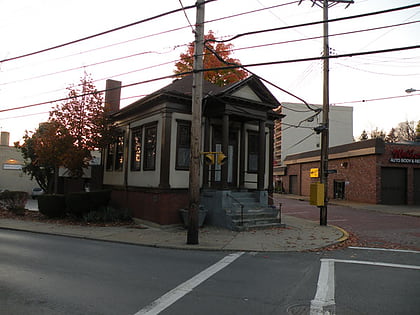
<box><xmin>109</xmin><ymin>188</ymin><xmax>189</xmax><ymax>225</ymax></box>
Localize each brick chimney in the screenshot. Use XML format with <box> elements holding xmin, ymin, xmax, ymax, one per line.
<box><xmin>0</xmin><ymin>131</ymin><xmax>10</xmax><ymax>146</ymax></box>
<box><xmin>104</xmin><ymin>79</ymin><xmax>122</xmax><ymax>115</ymax></box>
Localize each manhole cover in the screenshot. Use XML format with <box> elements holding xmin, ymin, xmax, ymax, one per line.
<box><xmin>287</xmin><ymin>304</ymin><xmax>310</xmax><ymax>315</ymax></box>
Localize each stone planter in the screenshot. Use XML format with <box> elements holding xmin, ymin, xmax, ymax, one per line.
<box><xmin>179</xmin><ymin>207</ymin><xmax>207</xmax><ymax>228</ymax></box>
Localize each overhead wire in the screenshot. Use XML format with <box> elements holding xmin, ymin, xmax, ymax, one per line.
<box><xmin>207</xmin><ymin>3</ymin><xmax>420</xmax><ymax>43</ymax></box>
<box><xmin>1</xmin><ymin>2</ymin><xmax>419</xmax><ymax>116</ymax></box>
<box><xmin>2</xmin><ymin>18</ymin><xmax>418</xmax><ymax>88</ymax></box>
<box><xmin>0</xmin><ymin>0</ymin><xmax>217</xmax><ymax>64</ymax></box>
<box><xmin>1</xmin><ymin>43</ymin><xmax>419</xmax><ymax>114</ymax></box>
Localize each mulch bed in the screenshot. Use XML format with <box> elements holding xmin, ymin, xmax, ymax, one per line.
<box><xmin>0</xmin><ymin>208</ymin><xmax>136</xmax><ymax>227</ymax></box>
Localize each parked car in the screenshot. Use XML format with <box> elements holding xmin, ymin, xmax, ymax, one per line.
<box><xmin>31</xmin><ymin>187</ymin><xmax>44</xmax><ymax>199</ymax></box>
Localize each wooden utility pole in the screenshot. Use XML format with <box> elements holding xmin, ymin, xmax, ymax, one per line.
<box><xmin>319</xmin><ymin>0</ymin><xmax>330</xmax><ymax>226</ymax></box>
<box><xmin>307</xmin><ymin>0</ymin><xmax>352</xmax><ymax>226</ymax></box>
<box><xmin>187</xmin><ymin>0</ymin><xmax>205</xmax><ymax>245</ymax></box>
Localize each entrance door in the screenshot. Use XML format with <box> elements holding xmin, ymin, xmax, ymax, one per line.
<box><xmin>334</xmin><ymin>180</ymin><xmax>345</xmax><ymax>199</ymax></box>
<box><xmin>381</xmin><ymin>167</ymin><xmax>407</xmax><ymax>205</ymax></box>
<box><xmin>414</xmin><ymin>169</ymin><xmax>420</xmax><ymax>205</ymax></box>
<box><xmin>211</xmin><ymin>128</ymin><xmax>238</xmax><ymax>188</ymax></box>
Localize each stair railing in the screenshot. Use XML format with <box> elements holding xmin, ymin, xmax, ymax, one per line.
<box><xmin>227</xmin><ymin>193</ymin><xmax>244</xmax><ymax>227</ymax></box>
<box><xmin>268</xmin><ymin>194</ymin><xmax>282</xmax><ymax>225</ymax></box>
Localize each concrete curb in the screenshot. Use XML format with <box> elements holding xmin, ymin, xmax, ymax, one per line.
<box><xmin>329</xmin><ymin>225</ymin><xmax>349</xmax><ymax>244</ymax></box>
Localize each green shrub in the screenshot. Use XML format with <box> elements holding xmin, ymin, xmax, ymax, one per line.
<box><xmin>88</xmin><ymin>190</ymin><xmax>112</xmax><ymax>210</ymax></box>
<box><xmin>65</xmin><ymin>192</ymin><xmax>91</xmax><ymax>217</ymax></box>
<box><xmin>0</xmin><ymin>190</ymin><xmax>28</xmax><ymax>215</ymax></box>
<box><xmin>38</xmin><ymin>194</ymin><xmax>66</xmax><ymax>218</ymax></box>
<box><xmin>66</xmin><ymin>190</ymin><xmax>112</xmax><ymax>218</ymax></box>
<box><xmin>83</xmin><ymin>206</ymin><xmax>132</xmax><ymax>223</ymax></box>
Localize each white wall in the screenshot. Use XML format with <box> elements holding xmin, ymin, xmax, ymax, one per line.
<box><xmin>281</xmin><ymin>102</ymin><xmax>353</xmax><ymax>163</ymax></box>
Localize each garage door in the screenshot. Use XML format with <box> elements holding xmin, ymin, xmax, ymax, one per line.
<box><xmin>381</xmin><ymin>167</ymin><xmax>407</xmax><ymax>205</ymax></box>
<box><xmin>414</xmin><ymin>169</ymin><xmax>420</xmax><ymax>205</ymax></box>
<box><xmin>289</xmin><ymin>175</ymin><xmax>298</xmax><ymax>195</ymax></box>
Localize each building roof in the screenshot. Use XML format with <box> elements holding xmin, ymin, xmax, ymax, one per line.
<box><xmin>112</xmin><ymin>75</ymin><xmax>283</xmax><ymax>121</ymax></box>
<box><xmin>284</xmin><ymin>138</ymin><xmax>385</xmax><ymax>164</ymax></box>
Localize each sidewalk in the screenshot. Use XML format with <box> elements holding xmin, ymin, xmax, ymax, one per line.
<box><xmin>275</xmin><ymin>193</ymin><xmax>420</xmax><ymax>217</ymax></box>
<box><xmin>0</xmin><ymin>214</ymin><xmax>345</xmax><ymax>252</ymax></box>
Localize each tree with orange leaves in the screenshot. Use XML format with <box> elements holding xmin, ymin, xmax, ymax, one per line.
<box><xmin>174</xmin><ymin>30</ymin><xmax>247</xmax><ymax>87</ymax></box>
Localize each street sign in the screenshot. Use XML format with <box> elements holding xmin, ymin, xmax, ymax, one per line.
<box><xmin>310</xmin><ymin>168</ymin><xmax>319</xmax><ymax>178</ymax></box>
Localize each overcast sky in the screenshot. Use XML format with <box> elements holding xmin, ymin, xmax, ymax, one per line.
<box><xmin>1</xmin><ymin>0</ymin><xmax>419</xmax><ymax>144</ymax></box>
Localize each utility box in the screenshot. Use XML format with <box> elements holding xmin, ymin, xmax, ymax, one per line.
<box><xmin>310</xmin><ymin>183</ymin><xmax>324</xmax><ymax>206</ymax></box>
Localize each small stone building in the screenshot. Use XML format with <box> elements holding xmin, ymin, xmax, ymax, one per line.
<box><xmin>283</xmin><ymin>138</ymin><xmax>420</xmax><ymax>205</ymax></box>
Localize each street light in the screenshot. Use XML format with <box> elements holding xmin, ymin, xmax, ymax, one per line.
<box><xmin>405</xmin><ymin>88</ymin><xmax>419</xmax><ymax>93</ymax></box>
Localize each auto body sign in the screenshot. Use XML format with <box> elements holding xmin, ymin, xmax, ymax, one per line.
<box><xmin>389</xmin><ymin>149</ymin><xmax>420</xmax><ymax>164</ymax></box>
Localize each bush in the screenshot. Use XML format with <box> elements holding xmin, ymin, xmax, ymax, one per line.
<box><xmin>83</xmin><ymin>206</ymin><xmax>132</xmax><ymax>223</ymax></box>
<box><xmin>88</xmin><ymin>190</ymin><xmax>112</xmax><ymax>210</ymax></box>
<box><xmin>0</xmin><ymin>190</ymin><xmax>28</xmax><ymax>215</ymax></box>
<box><xmin>66</xmin><ymin>190</ymin><xmax>112</xmax><ymax>218</ymax></box>
<box><xmin>38</xmin><ymin>194</ymin><xmax>66</xmax><ymax>218</ymax></box>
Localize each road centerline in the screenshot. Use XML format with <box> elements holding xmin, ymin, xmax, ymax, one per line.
<box><xmin>134</xmin><ymin>251</ymin><xmax>245</xmax><ymax>315</ymax></box>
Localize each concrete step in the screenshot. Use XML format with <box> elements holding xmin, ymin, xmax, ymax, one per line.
<box><xmin>227</xmin><ymin>206</ymin><xmax>281</xmax><ymax>231</ymax></box>
<box><xmin>233</xmin><ymin>222</ymin><xmax>285</xmax><ymax>232</ymax></box>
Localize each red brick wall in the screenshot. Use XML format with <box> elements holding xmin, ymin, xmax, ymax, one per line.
<box><xmin>282</xmin><ymin>142</ymin><xmax>420</xmax><ymax>204</ymax></box>
<box><xmin>110</xmin><ymin>188</ymin><xmax>189</xmax><ymax>225</ymax></box>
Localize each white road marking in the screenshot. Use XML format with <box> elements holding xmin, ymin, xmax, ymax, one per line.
<box><xmin>332</xmin><ymin>259</ymin><xmax>420</xmax><ymax>270</ymax></box>
<box><xmin>310</xmin><ymin>259</ymin><xmax>336</xmax><ymax>315</ymax></box>
<box><xmin>134</xmin><ymin>251</ymin><xmax>245</xmax><ymax>315</ymax></box>
<box><xmin>348</xmin><ymin>246</ymin><xmax>420</xmax><ymax>254</ymax></box>
<box><xmin>310</xmin><ymin>258</ymin><xmax>420</xmax><ymax>314</ymax></box>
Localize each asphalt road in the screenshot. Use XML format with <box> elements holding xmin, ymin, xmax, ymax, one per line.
<box><xmin>277</xmin><ymin>197</ymin><xmax>420</xmax><ymax>250</ymax></box>
<box><xmin>1</xmin><ymin>229</ymin><xmax>419</xmax><ymax>315</ymax></box>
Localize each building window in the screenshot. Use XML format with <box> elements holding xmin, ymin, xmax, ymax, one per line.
<box><xmin>176</xmin><ymin>121</ymin><xmax>191</xmax><ymax>170</ymax></box>
<box><xmin>247</xmin><ymin>131</ymin><xmax>258</xmax><ymax>173</ymax></box>
<box><xmin>114</xmin><ymin>133</ymin><xmax>125</xmax><ymax>172</ymax></box>
<box><xmin>131</xmin><ymin>128</ymin><xmax>142</xmax><ymax>171</ymax></box>
<box><xmin>144</xmin><ymin>123</ymin><xmax>157</xmax><ymax>170</ymax></box>
<box><xmin>106</xmin><ymin>142</ymin><xmax>115</xmax><ymax>171</ymax></box>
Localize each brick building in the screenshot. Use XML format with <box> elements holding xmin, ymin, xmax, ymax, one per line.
<box><xmin>282</xmin><ymin>138</ymin><xmax>420</xmax><ymax>205</ymax></box>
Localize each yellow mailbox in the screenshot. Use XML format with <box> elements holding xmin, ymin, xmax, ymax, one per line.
<box><xmin>310</xmin><ymin>183</ymin><xmax>324</xmax><ymax>206</ymax></box>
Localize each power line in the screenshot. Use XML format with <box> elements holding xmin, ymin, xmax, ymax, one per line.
<box><xmin>0</xmin><ymin>0</ymin><xmax>216</xmax><ymax>64</ymax></box>
<box><xmin>2</xmin><ymin>1</ymin><xmax>299</xmax><ymax>72</ymax></box>
<box><xmin>335</xmin><ymin>62</ymin><xmax>420</xmax><ymax>77</ymax></box>
<box><xmin>2</xmin><ymin>17</ymin><xmax>418</xmax><ymax>88</ymax></box>
<box><xmin>208</xmin><ymin>3</ymin><xmax>420</xmax><ymax>43</ymax></box>
<box><xmin>333</xmin><ymin>93</ymin><xmax>419</xmax><ymax>105</ymax></box>
<box><xmin>1</xmin><ymin>44</ymin><xmax>419</xmax><ymax>114</ymax></box>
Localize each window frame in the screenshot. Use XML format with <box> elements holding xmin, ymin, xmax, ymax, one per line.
<box><xmin>143</xmin><ymin>122</ymin><xmax>158</xmax><ymax>171</ymax></box>
<box><xmin>106</xmin><ymin>142</ymin><xmax>115</xmax><ymax>171</ymax></box>
<box><xmin>114</xmin><ymin>132</ymin><xmax>125</xmax><ymax>172</ymax></box>
<box><xmin>247</xmin><ymin>130</ymin><xmax>258</xmax><ymax>173</ymax></box>
<box><xmin>130</xmin><ymin>127</ymin><xmax>142</xmax><ymax>172</ymax></box>
<box><xmin>175</xmin><ymin>120</ymin><xmax>191</xmax><ymax>170</ymax></box>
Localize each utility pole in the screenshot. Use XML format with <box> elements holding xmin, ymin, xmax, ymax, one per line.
<box><xmin>187</xmin><ymin>0</ymin><xmax>205</xmax><ymax>245</ymax></box>
<box><xmin>319</xmin><ymin>0</ymin><xmax>330</xmax><ymax>226</ymax></box>
<box><xmin>305</xmin><ymin>0</ymin><xmax>353</xmax><ymax>226</ymax></box>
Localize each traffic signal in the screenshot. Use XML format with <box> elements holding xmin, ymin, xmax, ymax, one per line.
<box><xmin>217</xmin><ymin>153</ymin><xmax>227</xmax><ymax>165</ymax></box>
<box><xmin>202</xmin><ymin>152</ymin><xmax>227</xmax><ymax>165</ymax></box>
<box><xmin>204</xmin><ymin>153</ymin><xmax>215</xmax><ymax>165</ymax></box>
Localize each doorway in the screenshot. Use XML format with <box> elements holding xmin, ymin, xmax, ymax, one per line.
<box><xmin>334</xmin><ymin>180</ymin><xmax>345</xmax><ymax>199</ymax></box>
<box><xmin>211</xmin><ymin>128</ymin><xmax>238</xmax><ymax>188</ymax></box>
